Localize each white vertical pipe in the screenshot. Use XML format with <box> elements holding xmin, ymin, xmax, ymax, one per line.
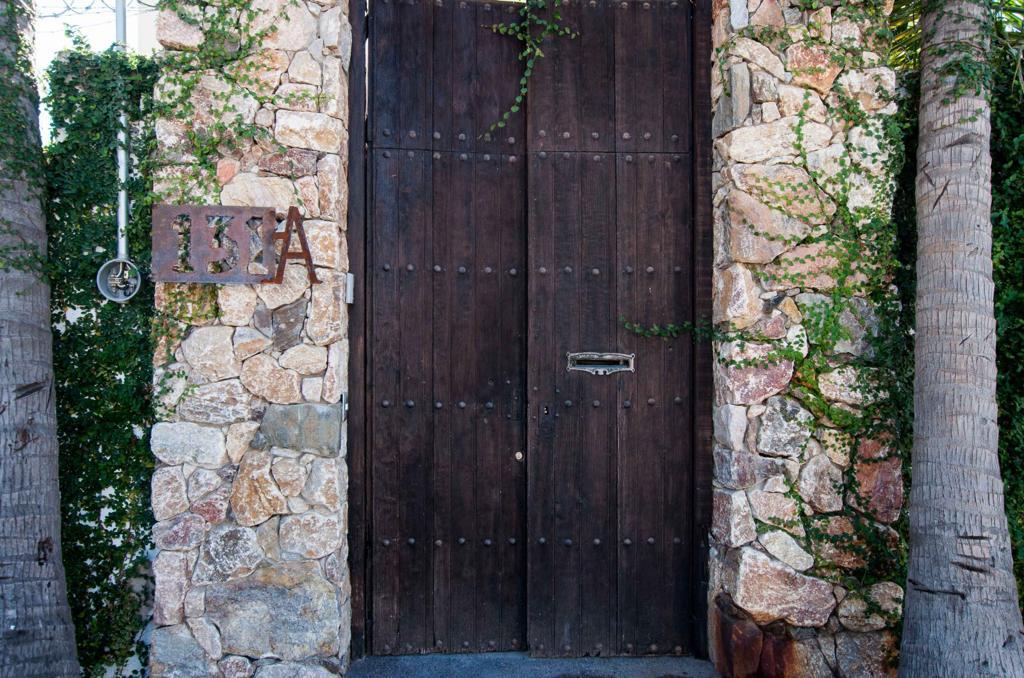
<box><xmin>115</xmin><ymin>0</ymin><xmax>129</xmax><ymax>261</ymax></box>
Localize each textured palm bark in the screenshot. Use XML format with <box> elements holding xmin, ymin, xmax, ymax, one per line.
<box><xmin>0</xmin><ymin>2</ymin><xmax>80</xmax><ymax>675</ymax></box>
<box><xmin>901</xmin><ymin>1</ymin><xmax>1024</xmax><ymax>675</ymax></box>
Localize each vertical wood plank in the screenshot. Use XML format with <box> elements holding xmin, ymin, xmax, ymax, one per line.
<box><xmin>614</xmin><ymin>1</ymin><xmax>638</xmax><ymax>152</ymax></box>
<box><xmin>398</xmin><ymin>0</ymin><xmax>433</xmax><ymax>148</ymax></box>
<box><xmin>578</xmin><ymin>0</ymin><xmax>615</xmax><ymax>152</ymax></box>
<box><xmin>370</xmin><ymin>149</ymin><xmax>401</xmax><ymax>654</ymax></box>
<box><xmin>660</xmin><ymin>0</ymin><xmax>692</xmax><ymax>154</ymax></box>
<box><xmin>371</xmin><ymin>0</ymin><xmax>400</xmax><ymax>147</ymax></box>
<box><xmin>451</xmin><ymin>1</ymin><xmax>477</xmax><ymax>153</ymax></box>
<box><xmin>432</xmin><ymin>0</ymin><xmax>455</xmax><ymax>151</ymax></box>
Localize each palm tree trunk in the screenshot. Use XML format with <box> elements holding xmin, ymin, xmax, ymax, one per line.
<box><xmin>0</xmin><ymin>1</ymin><xmax>80</xmax><ymax>675</ymax></box>
<box><xmin>901</xmin><ymin>0</ymin><xmax>1024</xmax><ymax>674</ymax></box>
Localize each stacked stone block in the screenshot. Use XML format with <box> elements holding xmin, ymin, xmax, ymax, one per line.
<box><xmin>708</xmin><ymin>0</ymin><xmax>904</xmax><ymax>675</ymax></box>
<box><xmin>150</xmin><ymin>1</ymin><xmax>354</xmax><ymax>675</ymax></box>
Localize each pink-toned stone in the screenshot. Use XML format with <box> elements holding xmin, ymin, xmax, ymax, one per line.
<box><xmin>154</xmin><ymin>513</ymin><xmax>208</xmax><ymax>551</ymax></box>
<box><xmin>219</xmin><ymin>655</ymin><xmax>254</xmax><ymax>678</ymax></box>
<box><xmin>218</xmin><ymin>285</ymin><xmax>258</xmax><ymax>326</ymax></box>
<box><xmin>154</xmin><ymin>550</ymin><xmax>189</xmax><ymax>625</ymax></box>
<box><xmin>276</xmin><ymin>83</ymin><xmax>320</xmax><ymax>113</ymax></box>
<box><xmin>810</xmin><ymin>515</ymin><xmax>866</xmax><ymax>570</ymax></box>
<box><xmin>731</xmin><ymin>163</ymin><xmax>835</xmax><ymax>224</ymax></box>
<box><xmin>712</xmin><ymin>489</ymin><xmax>757</xmax><ymax>547</ymax></box>
<box><xmin>837</xmin><ymin>582</ymin><xmax>903</xmax><ymax>631</ymax></box>
<box><xmin>747</xmin><ymin>488</ymin><xmax>804</xmax><ymax>536</ymax></box>
<box><xmin>153</xmin><ymin>466</ymin><xmax>190</xmax><ymax>521</ymax></box>
<box><xmin>759</xmin><ymin>530</ymin><xmax>814</xmax><ymax>571</ymax></box>
<box><xmin>714</xmin><ymin>263</ymin><xmax>762</xmax><ymax>329</ymax></box>
<box><xmin>837</xmin><ymin>68</ymin><xmax>897</xmax><ymax>113</ymax></box>
<box><xmin>750</xmin><ymin>0</ymin><xmax>784</xmax><ymax>27</ymax></box>
<box><xmin>156</xmin><ymin>9</ymin><xmax>203</xmax><ymax>50</ymax></box>
<box><xmin>229</xmin><ymin>50</ymin><xmax>290</xmax><ymax>97</ymax></box>
<box><xmin>714</xmin><ymin>446</ymin><xmax>757</xmax><ymax>490</ymax></box>
<box><xmin>272</xmin><ymin>457</ymin><xmax>308</xmax><ymax>497</ymax></box>
<box><xmin>317</xmin><ymin>154</ymin><xmax>344</xmax><ymax>221</ymax></box>
<box><xmin>230</xmin><ymin>449</ymin><xmax>289</xmax><ymax>527</ymax></box>
<box><xmin>194</xmin><ymin>524</ymin><xmax>265</xmax><ymax>582</ymax></box>
<box><xmin>302</xmin><ymin>377</ymin><xmax>324</xmax><ymax>402</ymax></box>
<box><xmin>240</xmin><ymin>354</ymin><xmax>303</xmax><ymax>404</ymax></box>
<box><xmin>258</xmin><ymin>148</ymin><xmax>318</xmax><ymax>177</ymax></box>
<box><xmin>279</xmin><ymin>510</ymin><xmax>342</xmax><ymax>558</ymax></box>
<box><xmin>177</xmin><ymin>379</ymin><xmax>252</xmax><ymax>425</ymax></box>
<box><xmin>764</xmin><ymin>241</ymin><xmax>842</xmax><ymax>291</ymax></box>
<box><xmin>786</xmin><ymin>43</ymin><xmax>842</xmax><ymax>95</ymax></box>
<box><xmin>730</xmin><ymin>37</ymin><xmax>786</xmax><ymax>80</ymax></box>
<box><xmin>799</xmin><ymin>454</ymin><xmax>844</xmax><ymax>513</ymax></box>
<box><xmin>322</xmin><ymin>56</ymin><xmax>346</xmax><ymax>118</ymax></box>
<box><xmin>729</xmin><ymin>548</ymin><xmax>835</xmax><ymax>626</ymax></box>
<box><xmin>849</xmin><ymin>456</ymin><xmax>902</xmax><ymax>523</ymax></box>
<box><xmin>718</xmin><ymin>341</ymin><xmax>794</xmax><ymax>405</ymax></box>
<box><xmin>221</xmin><ymin>173</ymin><xmax>296</xmax><ymax>212</ymax></box>
<box><xmin>296</xmin><ymin>175</ymin><xmax>320</xmax><ymax>217</ymax></box>
<box><xmin>217</xmin><ymin>158</ymin><xmax>240</xmax><ymax>186</ymax></box>
<box><xmin>727</xmin><ymin>186</ymin><xmax>809</xmax><ymax>264</ymax></box>
<box><xmin>192</xmin><ymin>484</ymin><xmax>232</xmax><ymax>524</ymax></box>
<box><xmin>182</xmin><ymin>326</ymin><xmax>240</xmax><ymax>383</ymax></box>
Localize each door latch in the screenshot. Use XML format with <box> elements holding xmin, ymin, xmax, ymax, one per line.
<box><xmin>566</xmin><ymin>352</ymin><xmax>635</xmax><ymax>376</ymax></box>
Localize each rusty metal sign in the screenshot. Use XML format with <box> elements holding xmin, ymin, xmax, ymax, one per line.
<box><xmin>152</xmin><ymin>205</ymin><xmax>319</xmax><ymax>284</ymax></box>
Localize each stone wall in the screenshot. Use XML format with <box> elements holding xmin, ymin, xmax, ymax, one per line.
<box><xmin>708</xmin><ymin>0</ymin><xmax>905</xmax><ymax>675</ymax></box>
<box><xmin>149</xmin><ymin>1</ymin><xmax>354</xmax><ymax>675</ymax></box>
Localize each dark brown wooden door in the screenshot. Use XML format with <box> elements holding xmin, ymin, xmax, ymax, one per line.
<box><xmin>364</xmin><ymin>0</ymin><xmax>709</xmax><ymax>659</ymax></box>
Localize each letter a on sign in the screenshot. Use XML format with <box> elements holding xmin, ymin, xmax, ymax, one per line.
<box><xmin>264</xmin><ymin>206</ymin><xmax>320</xmax><ymax>285</ymax></box>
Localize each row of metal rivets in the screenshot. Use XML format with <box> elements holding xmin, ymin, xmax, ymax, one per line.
<box><xmin>380</xmin><ymin>130</ymin><xmax>518</xmax><ymax>144</ymax></box>
<box><xmin>537</xmin><ymin>131</ymin><xmax>682</xmax><ymax>143</ymax></box>
<box><xmin>379</xmin><ymin>536</ymin><xmax>683</xmax><ymax>545</ymax></box>
<box><xmin>536</xmin><ymin>151</ymin><xmax>684</xmax><ymax>163</ymax></box>
<box><xmin>380</xmin><ymin>265</ymin><xmax>683</xmax><ymax>274</ymax></box>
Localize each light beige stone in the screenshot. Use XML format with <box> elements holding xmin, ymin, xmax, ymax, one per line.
<box><xmin>240</xmin><ymin>354</ymin><xmax>303</xmax><ymax>404</ymax></box>
<box><xmin>837</xmin><ymin>582</ymin><xmax>903</xmax><ymax>631</ymax></box>
<box><xmin>256</xmin><ymin>263</ymin><xmax>310</xmax><ymax>310</ymax></box>
<box><xmin>156</xmin><ymin>9</ymin><xmax>203</xmax><ymax>50</ymax></box>
<box><xmin>152</xmin><ymin>422</ymin><xmax>229</xmax><ymax>469</ymax></box>
<box><xmin>819</xmin><ymin>428</ymin><xmax>853</xmax><ymax>467</ymax></box>
<box><xmin>750</xmin><ymin>0</ymin><xmax>784</xmax><ymax>27</ymax></box>
<box><xmin>730</xmin><ymin>37</ymin><xmax>787</xmax><ymax>80</ymax></box>
<box><xmin>288</xmin><ymin>51</ymin><xmax>322</xmax><ymax>85</ymax></box>
<box><xmin>192</xmin><ymin>75</ymin><xmax>259</xmax><ymax>127</ymax></box>
<box><xmin>761</xmin><ymin>101</ymin><xmax>780</xmax><ymax>122</ymax></box>
<box><xmin>182</xmin><ymin>326</ymin><xmax>240</xmax><ymax>382</ymax></box>
<box><xmin>275</xmin><ymin>83</ymin><xmax>319</xmax><ymax>113</ymax></box>
<box><xmin>321</xmin><ymin>341</ymin><xmax>347</xmax><ymax>404</ymax></box>
<box><xmin>276</xmin><ymin>111</ymin><xmax>345</xmax><ymax>152</ymax></box>
<box><xmin>818</xmin><ymin>365</ymin><xmax>876</xmax><ymax>406</ymax></box>
<box><xmin>218</xmin><ymin>285</ymin><xmax>258</xmax><ymax>326</ymax></box>
<box><xmin>303</xmin><ymin>220</ymin><xmax>343</xmax><ymax>268</ymax></box>
<box><xmin>279</xmin><ymin>343</ymin><xmax>328</xmax><ymax>374</ymax></box>
<box><xmin>837</xmin><ymin>68</ymin><xmax>896</xmax><ymax>113</ymax></box>
<box><xmin>748</xmin><ymin>488</ymin><xmax>804</xmax><ymax>536</ymax></box>
<box><xmin>233</xmin><ymin>327</ymin><xmax>272</xmax><ymax>361</ymax></box>
<box><xmin>272</xmin><ymin>457</ymin><xmax>308</xmax><ymax>497</ymax></box>
<box><xmin>321</xmin><ymin>56</ymin><xmax>346</xmax><ymax>117</ymax></box>
<box><xmin>231</xmin><ymin>449</ymin><xmax>289</xmax><ymax>526</ymax></box>
<box><xmin>713</xmin><ymin>263</ymin><xmax>762</xmax><ymax>329</ymax></box>
<box><xmin>713</xmin><ymin>404</ymin><xmax>748</xmax><ymax>451</ymax></box>
<box><xmin>221</xmin><ymin>173</ymin><xmax>296</xmax><ymax>211</ymax></box>
<box><xmin>226</xmin><ymin>421</ymin><xmax>260</xmax><ymax>464</ymax></box>
<box><xmin>188</xmin><ymin>617</ymin><xmax>223</xmax><ymax>660</ymax></box>
<box><xmin>252</xmin><ymin>0</ymin><xmax>318</xmax><ymax>50</ymax></box>
<box><xmin>723</xmin><ymin>117</ymin><xmax>832</xmax><ymax>163</ymax></box>
<box><xmin>307</xmin><ymin>270</ymin><xmax>348</xmax><ymax>345</ymax></box>
<box><xmin>777</xmin><ymin>84</ymin><xmax>828</xmax><ymax>122</ymax></box>
<box><xmin>302</xmin><ymin>377</ymin><xmax>324</xmax><ymax>402</ymax></box>
<box><xmin>303</xmin><ymin>457</ymin><xmax>340</xmax><ymax>509</ymax></box>
<box><xmin>280</xmin><ymin>510</ymin><xmax>342</xmax><ymax>558</ymax></box>
<box><xmin>759</xmin><ymin>530</ymin><xmax>814</xmax><ymax>571</ymax></box>
<box><xmin>798</xmin><ymin>454</ymin><xmax>844</xmax><ymax>513</ymax></box>
<box><xmin>230</xmin><ymin>50</ymin><xmax>290</xmax><ymax>97</ymax></box>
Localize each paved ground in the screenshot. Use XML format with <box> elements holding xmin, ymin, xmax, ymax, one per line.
<box><xmin>347</xmin><ymin>652</ymin><xmax>717</xmax><ymax>678</ymax></box>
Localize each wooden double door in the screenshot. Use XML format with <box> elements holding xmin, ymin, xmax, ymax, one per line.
<box><xmin>359</xmin><ymin>0</ymin><xmax>711</xmax><ymax>659</ymax></box>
